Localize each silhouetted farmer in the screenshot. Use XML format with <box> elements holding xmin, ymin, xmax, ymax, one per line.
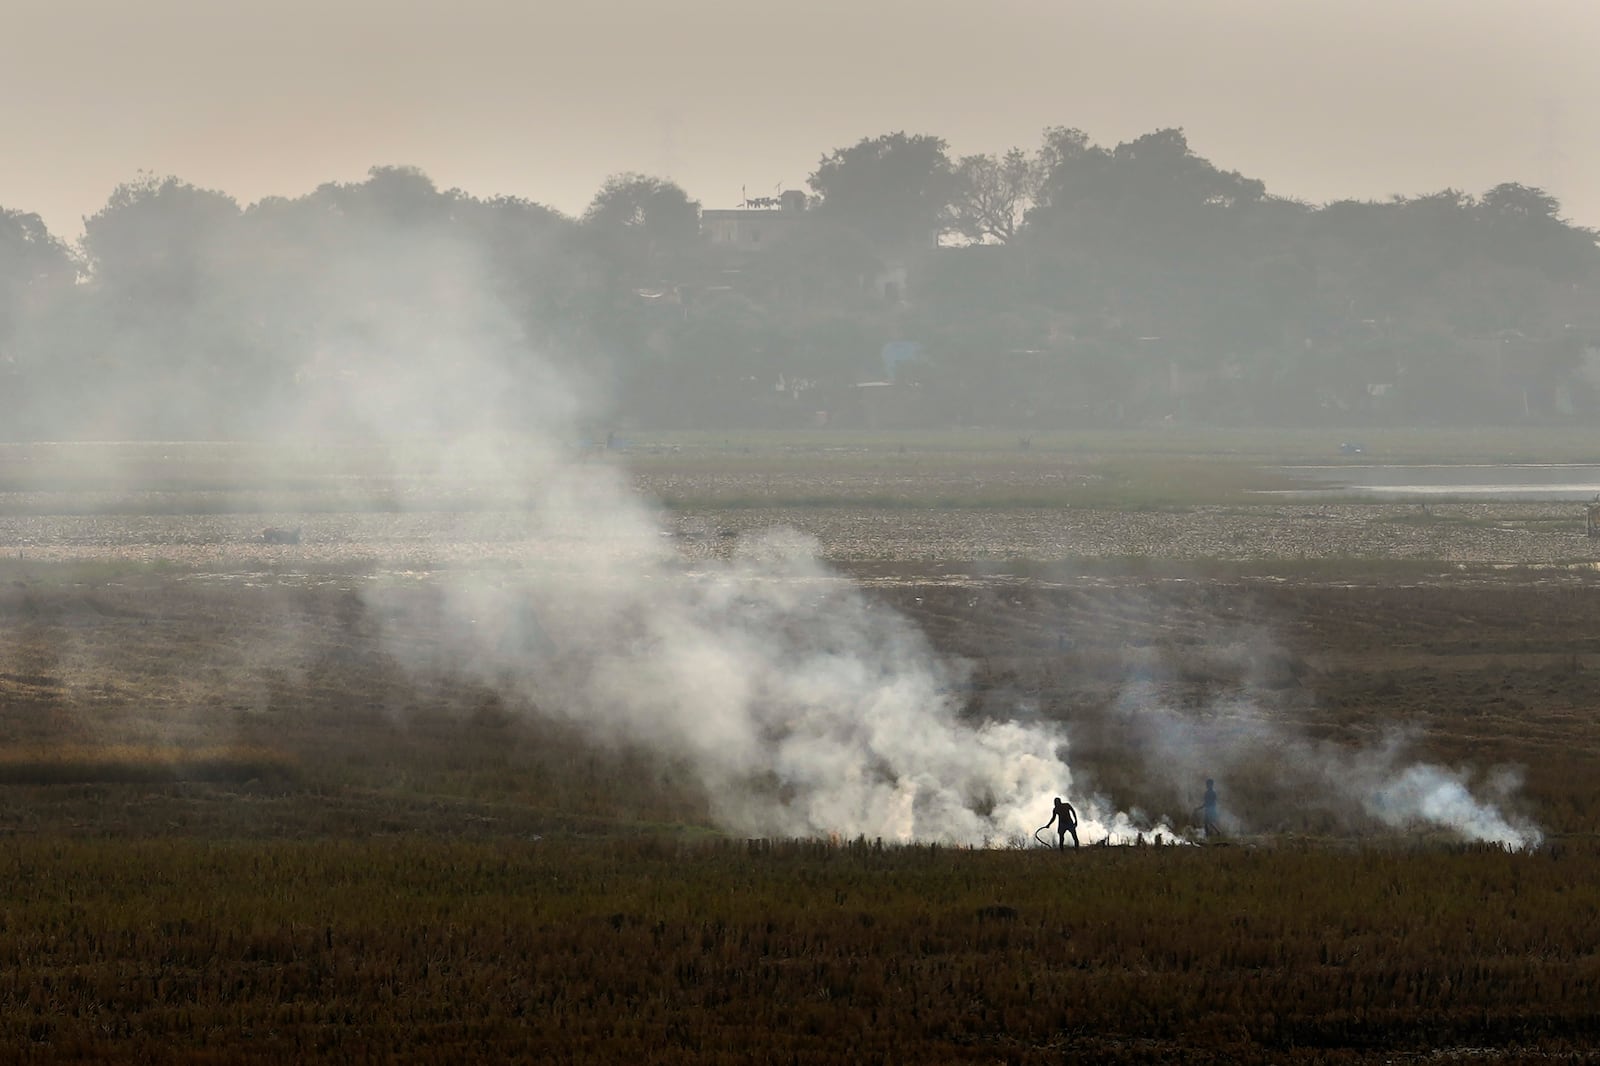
<box><xmin>1201</xmin><ymin>778</ymin><xmax>1220</xmax><ymax>840</ymax></box>
<box><xmin>1046</xmin><ymin>796</ymin><xmax>1079</xmax><ymax>850</ymax></box>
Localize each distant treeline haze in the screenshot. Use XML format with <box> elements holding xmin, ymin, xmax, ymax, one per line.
<box><xmin>2</xmin><ymin>127</ymin><xmax>1598</xmax><ymax>437</ymax></box>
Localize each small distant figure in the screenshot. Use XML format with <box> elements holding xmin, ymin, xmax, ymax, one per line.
<box><xmin>1586</xmin><ymin>494</ymin><xmax>1600</xmax><ymax>539</ymax></box>
<box><xmin>1046</xmin><ymin>796</ymin><xmax>1079</xmax><ymax>850</ymax></box>
<box><xmin>262</xmin><ymin>526</ymin><xmax>301</xmax><ymax>545</ymax></box>
<box><xmin>1201</xmin><ymin>778</ymin><xmax>1220</xmax><ymax>840</ymax></box>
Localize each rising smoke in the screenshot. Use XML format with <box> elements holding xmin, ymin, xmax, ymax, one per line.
<box><xmin>128</xmin><ymin>216</ymin><xmax>1538</xmax><ymax>851</ymax></box>
<box><xmin>230</xmin><ymin>221</ymin><xmax>1115</xmax><ymax>846</ymax></box>
<box><xmin>1106</xmin><ymin>623</ymin><xmax>1543</xmax><ymax>850</ymax></box>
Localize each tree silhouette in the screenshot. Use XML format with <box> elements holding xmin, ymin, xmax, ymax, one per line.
<box><xmin>808</xmin><ymin>132</ymin><xmax>955</xmax><ymax>250</ymax></box>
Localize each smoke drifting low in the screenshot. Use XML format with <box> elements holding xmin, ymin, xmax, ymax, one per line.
<box><xmin>135</xmin><ymin>217</ymin><xmax>1537</xmax><ymax>850</ymax></box>
<box><xmin>224</xmin><ymin>222</ymin><xmax>1109</xmax><ymax>846</ymax></box>
<box><xmin>433</xmin><ymin>532</ymin><xmax>1082</xmax><ymax>843</ymax></box>
<box><xmin>1109</xmin><ymin>646</ymin><xmax>1543</xmax><ymax>850</ymax></box>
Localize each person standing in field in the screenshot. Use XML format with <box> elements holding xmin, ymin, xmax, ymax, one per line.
<box><xmin>1202</xmin><ymin>778</ymin><xmax>1220</xmax><ymax>840</ymax></box>
<box><xmin>1046</xmin><ymin>796</ymin><xmax>1079</xmax><ymax>850</ymax></box>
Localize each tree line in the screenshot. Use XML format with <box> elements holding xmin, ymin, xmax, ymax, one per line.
<box><xmin>2</xmin><ymin>127</ymin><xmax>1598</xmax><ymax>438</ymax></box>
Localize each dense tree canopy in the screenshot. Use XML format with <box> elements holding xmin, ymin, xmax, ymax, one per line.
<box><xmin>949</xmin><ymin>148</ymin><xmax>1041</xmax><ymax>245</ymax></box>
<box><xmin>582</xmin><ymin>173</ymin><xmax>702</xmax><ymax>277</ymax></box>
<box><xmin>2</xmin><ymin>127</ymin><xmax>1598</xmax><ymax>438</ymax></box>
<box><xmin>808</xmin><ymin>132</ymin><xmax>954</xmax><ymax>252</ymax></box>
<box><xmin>0</xmin><ymin>208</ymin><xmax>76</xmax><ymax>347</ymax></box>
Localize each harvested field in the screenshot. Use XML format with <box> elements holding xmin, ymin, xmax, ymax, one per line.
<box><xmin>2</xmin><ymin>501</ymin><xmax>1599</xmax><ymax>569</ymax></box>
<box><xmin>3</xmin><ymin>436</ymin><xmax>1600</xmax><ymax>1062</ymax></box>
<box><xmin>1</xmin><ymin>559</ymin><xmax>1593</xmax><ymax>839</ymax></box>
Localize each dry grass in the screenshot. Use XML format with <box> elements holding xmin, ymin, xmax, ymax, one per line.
<box><xmin>0</xmin><ymin>836</ymin><xmax>1596</xmax><ymax>1063</ymax></box>
<box><xmin>4</xmin><ymin>474</ymin><xmax>1600</xmax><ymax>1059</ymax></box>
<box><xmin>3</xmin><ymin>566</ymin><xmax>1598</xmax><ymax>836</ymax></box>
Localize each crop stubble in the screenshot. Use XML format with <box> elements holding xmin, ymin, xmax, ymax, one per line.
<box><xmin>3</xmin><ymin>478</ymin><xmax>1600</xmax><ymax>1060</ymax></box>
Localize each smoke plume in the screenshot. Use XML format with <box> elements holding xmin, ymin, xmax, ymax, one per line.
<box><xmin>1107</xmin><ymin>634</ymin><xmax>1542</xmax><ymax>850</ymax></box>
<box><xmin>124</xmin><ymin>216</ymin><xmax>1535</xmax><ymax>851</ymax></box>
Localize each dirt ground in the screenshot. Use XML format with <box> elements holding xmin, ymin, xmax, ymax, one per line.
<box><xmin>4</xmin><ymin>500</ymin><xmax>1600</xmax><ymax>568</ymax></box>
<box><xmin>2</xmin><ymin>499</ymin><xmax>1597</xmax><ymax>841</ymax></box>
<box><xmin>4</xmin><ymin>492</ymin><xmax>1600</xmax><ymax>1063</ymax></box>
<box><xmin>690</xmin><ymin>501</ymin><xmax>1600</xmax><ymax>565</ymax></box>
<box><xmin>872</xmin><ymin>564</ymin><xmax>1600</xmax><ymax>836</ymax></box>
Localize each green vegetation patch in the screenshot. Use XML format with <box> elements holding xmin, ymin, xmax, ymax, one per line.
<box><xmin>0</xmin><ymin>744</ymin><xmax>299</xmax><ymax>786</ymax></box>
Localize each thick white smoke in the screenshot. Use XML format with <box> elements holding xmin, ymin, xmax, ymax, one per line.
<box><xmin>259</xmin><ymin>226</ymin><xmax>1538</xmax><ymax>850</ymax></box>
<box><xmin>1358</xmin><ymin>761</ymin><xmax>1538</xmax><ymax>849</ymax></box>
<box><xmin>415</xmin><ymin>517</ymin><xmax>1113</xmax><ymax>844</ymax></box>
<box><xmin>251</xmin><ymin>227</ymin><xmax>1116</xmax><ymax>845</ymax></box>
<box><xmin>1111</xmin><ymin>659</ymin><xmax>1542</xmax><ymax>851</ymax></box>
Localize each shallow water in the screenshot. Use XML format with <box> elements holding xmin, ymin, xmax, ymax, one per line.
<box><xmin>1282</xmin><ymin>464</ymin><xmax>1600</xmax><ymax>500</ymax></box>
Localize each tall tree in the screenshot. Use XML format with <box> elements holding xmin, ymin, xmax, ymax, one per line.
<box><xmin>81</xmin><ymin>173</ymin><xmax>241</xmax><ymax>302</ymax></box>
<box><xmin>1029</xmin><ymin>126</ymin><xmax>1107</xmax><ymax>217</ymax></box>
<box><xmin>1105</xmin><ymin>128</ymin><xmax>1265</xmax><ymax>210</ymax></box>
<box><xmin>311</xmin><ymin>164</ymin><xmax>454</xmax><ymax>226</ymax></box>
<box><xmin>949</xmin><ymin>148</ymin><xmax>1041</xmax><ymax>244</ymax></box>
<box><xmin>0</xmin><ymin>208</ymin><xmax>77</xmax><ymax>343</ymax></box>
<box><xmin>73</xmin><ymin>175</ymin><xmax>245</xmax><ymax>435</ymax></box>
<box><xmin>807</xmin><ymin>132</ymin><xmax>955</xmax><ymax>250</ymax></box>
<box><xmin>0</xmin><ymin>207</ymin><xmax>80</xmax><ymax>434</ymax></box>
<box><xmin>1476</xmin><ymin>183</ymin><xmax>1598</xmax><ymax>283</ymax></box>
<box><xmin>582</xmin><ymin>173</ymin><xmax>701</xmax><ymax>278</ymax></box>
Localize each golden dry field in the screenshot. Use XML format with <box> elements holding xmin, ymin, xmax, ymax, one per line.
<box><xmin>3</xmin><ymin>433</ymin><xmax>1600</xmax><ymax>1062</ymax></box>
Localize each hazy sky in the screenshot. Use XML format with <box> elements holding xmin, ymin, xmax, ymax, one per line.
<box><xmin>4</xmin><ymin>0</ymin><xmax>1596</xmax><ymax>237</ymax></box>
